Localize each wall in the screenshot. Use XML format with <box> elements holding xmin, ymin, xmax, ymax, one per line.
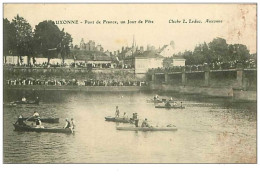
<box><xmin>135</xmin><ymin>57</ymin><xmax>163</xmax><ymax>74</ymax></box>
<box><xmin>173</xmin><ymin>59</ymin><xmax>186</xmax><ymax>66</ymax></box>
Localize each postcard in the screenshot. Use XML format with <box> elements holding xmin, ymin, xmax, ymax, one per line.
<box><xmin>3</xmin><ymin>3</ymin><xmax>257</xmax><ymax>164</ymax></box>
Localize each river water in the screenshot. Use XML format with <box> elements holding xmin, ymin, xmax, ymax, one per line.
<box><xmin>3</xmin><ymin>90</ymin><xmax>256</xmax><ymax>163</ymax></box>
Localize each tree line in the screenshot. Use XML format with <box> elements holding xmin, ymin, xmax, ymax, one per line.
<box><xmin>180</xmin><ymin>37</ymin><xmax>254</xmax><ymax>65</ymax></box>
<box><xmin>3</xmin><ymin>15</ymin><xmax>73</xmax><ymax>65</ymax></box>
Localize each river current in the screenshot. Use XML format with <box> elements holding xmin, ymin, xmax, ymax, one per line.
<box><xmin>3</xmin><ymin>90</ymin><xmax>256</xmax><ymax>163</ymax></box>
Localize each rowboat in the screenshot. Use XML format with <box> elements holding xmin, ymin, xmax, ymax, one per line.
<box><xmin>13</xmin><ymin>100</ymin><xmax>39</xmax><ymax>105</ymax></box>
<box><xmin>105</xmin><ymin>116</ymin><xmax>133</xmax><ymax>123</ymax></box>
<box><xmin>146</xmin><ymin>99</ymin><xmax>175</xmax><ymax>103</ymax></box>
<box><xmin>3</xmin><ymin>103</ymin><xmax>17</xmax><ymax>107</ymax></box>
<box><xmin>155</xmin><ymin>105</ymin><xmax>185</xmax><ymax>109</ymax></box>
<box><xmin>22</xmin><ymin>117</ymin><xmax>59</xmax><ymax>123</ymax></box>
<box><xmin>13</xmin><ymin>124</ymin><xmax>73</xmax><ymax>134</ymax></box>
<box><xmin>116</xmin><ymin>125</ymin><xmax>177</xmax><ymax>131</ymax></box>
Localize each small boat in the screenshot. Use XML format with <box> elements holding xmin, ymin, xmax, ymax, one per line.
<box><xmin>13</xmin><ymin>124</ymin><xmax>73</xmax><ymax>134</ymax></box>
<box><xmin>105</xmin><ymin>116</ymin><xmax>116</xmax><ymax>121</ymax></box>
<box><xmin>22</xmin><ymin>117</ymin><xmax>59</xmax><ymax>123</ymax></box>
<box><xmin>116</xmin><ymin>125</ymin><xmax>177</xmax><ymax>131</ymax></box>
<box><xmin>155</xmin><ymin>105</ymin><xmax>185</xmax><ymax>109</ymax></box>
<box><xmin>13</xmin><ymin>100</ymin><xmax>39</xmax><ymax>105</ymax></box>
<box><xmin>146</xmin><ymin>99</ymin><xmax>175</xmax><ymax>103</ymax></box>
<box><xmin>105</xmin><ymin>116</ymin><xmax>133</xmax><ymax>123</ymax></box>
<box><xmin>3</xmin><ymin>103</ymin><xmax>17</xmax><ymax>107</ymax></box>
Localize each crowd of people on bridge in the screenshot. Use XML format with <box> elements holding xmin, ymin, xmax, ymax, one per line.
<box><xmin>151</xmin><ymin>59</ymin><xmax>257</xmax><ymax>73</ymax></box>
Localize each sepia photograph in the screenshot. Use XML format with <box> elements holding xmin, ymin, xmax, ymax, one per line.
<box><xmin>2</xmin><ymin>3</ymin><xmax>257</xmax><ymax>164</ymax></box>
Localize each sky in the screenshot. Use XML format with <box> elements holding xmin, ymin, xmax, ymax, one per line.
<box><xmin>4</xmin><ymin>4</ymin><xmax>257</xmax><ymax>53</ymax></box>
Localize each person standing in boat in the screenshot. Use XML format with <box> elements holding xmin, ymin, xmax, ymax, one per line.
<box><xmin>133</xmin><ymin>113</ymin><xmax>139</xmax><ymax>127</ymax></box>
<box><xmin>123</xmin><ymin>112</ymin><xmax>128</xmax><ymax>120</ymax></box>
<box><xmin>70</xmin><ymin>118</ymin><xmax>75</xmax><ymax>129</ymax></box>
<box><xmin>64</xmin><ymin>118</ymin><xmax>71</xmax><ymax>129</ymax></box>
<box><xmin>115</xmin><ymin>106</ymin><xmax>120</xmax><ymax>118</ymax></box>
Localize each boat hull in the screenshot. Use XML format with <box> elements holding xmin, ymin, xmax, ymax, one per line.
<box><xmin>147</xmin><ymin>99</ymin><xmax>175</xmax><ymax>103</ymax></box>
<box><xmin>116</xmin><ymin>126</ymin><xmax>177</xmax><ymax>131</ymax></box>
<box><xmin>14</xmin><ymin>101</ymin><xmax>39</xmax><ymax>105</ymax></box>
<box><xmin>13</xmin><ymin>124</ymin><xmax>73</xmax><ymax>134</ymax></box>
<box><xmin>22</xmin><ymin>117</ymin><xmax>59</xmax><ymax>123</ymax></box>
<box><xmin>105</xmin><ymin>116</ymin><xmax>132</xmax><ymax>123</ymax></box>
<box><xmin>155</xmin><ymin>106</ymin><xmax>185</xmax><ymax>109</ymax></box>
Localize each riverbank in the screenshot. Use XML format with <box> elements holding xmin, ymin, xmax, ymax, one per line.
<box><xmin>149</xmin><ymin>84</ymin><xmax>256</xmax><ymax>102</ymax></box>
<box><xmin>4</xmin><ymin>85</ymin><xmax>150</xmax><ymax>92</ymax></box>
<box><xmin>4</xmin><ymin>84</ymin><xmax>256</xmax><ymax>102</ymax></box>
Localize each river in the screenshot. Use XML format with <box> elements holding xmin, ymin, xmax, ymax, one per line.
<box><xmin>3</xmin><ymin>90</ymin><xmax>256</xmax><ymax>163</ymax></box>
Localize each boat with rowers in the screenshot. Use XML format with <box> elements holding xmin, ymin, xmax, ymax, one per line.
<box><xmin>21</xmin><ymin>117</ymin><xmax>59</xmax><ymax>123</ymax></box>
<box><xmin>116</xmin><ymin>125</ymin><xmax>177</xmax><ymax>131</ymax></box>
<box><xmin>13</xmin><ymin>123</ymin><xmax>73</xmax><ymax>134</ymax></box>
<box><xmin>146</xmin><ymin>98</ymin><xmax>175</xmax><ymax>103</ymax></box>
<box><xmin>105</xmin><ymin>116</ymin><xmax>133</xmax><ymax>123</ymax></box>
<box><xmin>155</xmin><ymin>105</ymin><xmax>185</xmax><ymax>109</ymax></box>
<box><xmin>155</xmin><ymin>101</ymin><xmax>185</xmax><ymax>109</ymax></box>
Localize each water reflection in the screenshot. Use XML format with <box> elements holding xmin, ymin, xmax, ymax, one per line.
<box><xmin>3</xmin><ymin>90</ymin><xmax>256</xmax><ymax>163</ymax></box>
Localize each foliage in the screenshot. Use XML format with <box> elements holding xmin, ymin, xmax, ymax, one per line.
<box><xmin>182</xmin><ymin>38</ymin><xmax>252</xmax><ymax>65</ymax></box>
<box><xmin>3</xmin><ymin>18</ymin><xmax>16</xmax><ymax>58</ymax></box>
<box><xmin>57</xmin><ymin>30</ymin><xmax>73</xmax><ymax>64</ymax></box>
<box><xmin>34</xmin><ymin>20</ymin><xmax>63</xmax><ymax>62</ymax></box>
<box><xmin>11</xmin><ymin>15</ymin><xmax>34</xmax><ymax>64</ymax></box>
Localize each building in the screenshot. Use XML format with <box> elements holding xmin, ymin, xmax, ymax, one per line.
<box><xmin>159</xmin><ymin>41</ymin><xmax>177</xmax><ymax>57</ymax></box>
<box><xmin>134</xmin><ymin>51</ymin><xmax>164</xmax><ymax>77</ymax></box>
<box><xmin>79</xmin><ymin>39</ymin><xmax>103</xmax><ymax>52</ymax></box>
<box><xmin>73</xmin><ymin>50</ymin><xmax>112</xmax><ymax>68</ymax></box>
<box><xmin>163</xmin><ymin>57</ymin><xmax>186</xmax><ymax>68</ymax></box>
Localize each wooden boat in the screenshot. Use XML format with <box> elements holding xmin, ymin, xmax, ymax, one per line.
<box><xmin>105</xmin><ymin>116</ymin><xmax>133</xmax><ymax>123</ymax></box>
<box><xmin>13</xmin><ymin>124</ymin><xmax>73</xmax><ymax>134</ymax></box>
<box><xmin>146</xmin><ymin>99</ymin><xmax>175</xmax><ymax>103</ymax></box>
<box><xmin>22</xmin><ymin>117</ymin><xmax>59</xmax><ymax>123</ymax></box>
<box><xmin>13</xmin><ymin>100</ymin><xmax>39</xmax><ymax>105</ymax></box>
<box><xmin>3</xmin><ymin>103</ymin><xmax>17</xmax><ymax>107</ymax></box>
<box><xmin>116</xmin><ymin>125</ymin><xmax>177</xmax><ymax>131</ymax></box>
<box><xmin>155</xmin><ymin>105</ymin><xmax>185</xmax><ymax>109</ymax></box>
<box><xmin>105</xmin><ymin>116</ymin><xmax>116</xmax><ymax>121</ymax></box>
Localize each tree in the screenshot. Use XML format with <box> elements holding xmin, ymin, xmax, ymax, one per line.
<box><xmin>3</xmin><ymin>18</ymin><xmax>16</xmax><ymax>63</ymax></box>
<box><xmin>11</xmin><ymin>15</ymin><xmax>34</xmax><ymax>65</ymax></box>
<box><xmin>208</xmin><ymin>37</ymin><xmax>229</xmax><ymax>63</ymax></box>
<box><xmin>34</xmin><ymin>20</ymin><xmax>63</xmax><ymax>65</ymax></box>
<box><xmin>193</xmin><ymin>44</ymin><xmax>205</xmax><ymax>65</ymax></box>
<box><xmin>228</xmin><ymin>44</ymin><xmax>250</xmax><ymax>63</ymax></box>
<box><xmin>183</xmin><ymin>50</ymin><xmax>194</xmax><ymax>65</ymax></box>
<box><xmin>57</xmin><ymin>30</ymin><xmax>73</xmax><ymax>65</ymax></box>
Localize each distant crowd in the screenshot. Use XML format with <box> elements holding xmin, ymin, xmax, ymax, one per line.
<box><xmin>6</xmin><ymin>78</ymin><xmax>147</xmax><ymax>87</ymax></box>
<box><xmin>4</xmin><ymin>62</ymin><xmax>134</xmax><ymax>69</ymax></box>
<box><xmin>151</xmin><ymin>59</ymin><xmax>257</xmax><ymax>73</ymax></box>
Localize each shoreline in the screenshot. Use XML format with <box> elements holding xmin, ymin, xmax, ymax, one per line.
<box><xmin>4</xmin><ymin>84</ymin><xmax>256</xmax><ymax>102</ymax></box>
